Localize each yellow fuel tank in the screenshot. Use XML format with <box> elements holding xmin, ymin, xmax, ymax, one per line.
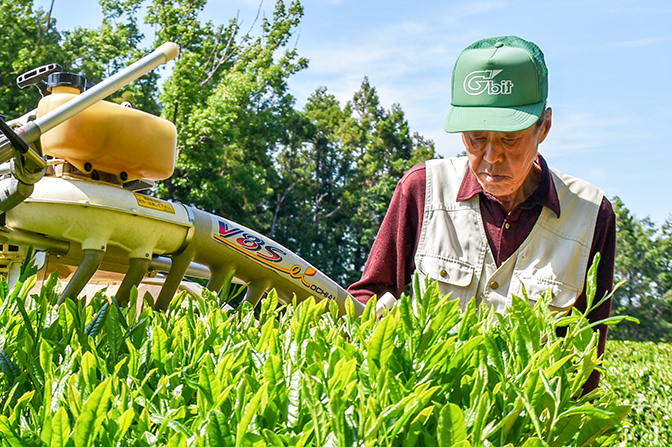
<box><xmin>36</xmin><ymin>85</ymin><xmax>177</xmax><ymax>181</ymax></box>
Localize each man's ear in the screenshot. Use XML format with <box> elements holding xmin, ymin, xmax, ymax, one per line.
<box><xmin>538</xmin><ymin>108</ymin><xmax>552</xmax><ymax>144</ymax></box>
<box><xmin>461</xmin><ymin>132</ymin><xmax>469</xmax><ymax>148</ymax></box>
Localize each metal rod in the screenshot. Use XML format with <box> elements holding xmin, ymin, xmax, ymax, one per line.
<box><xmin>21</xmin><ymin>42</ymin><xmax>179</xmax><ymax>144</ymax></box>
<box><xmin>0</xmin><ymin>227</ymin><xmax>69</xmax><ymax>253</ymax></box>
<box><xmin>56</xmin><ymin>249</ymin><xmax>105</xmax><ymax>305</ymax></box>
<box><xmin>150</xmin><ymin>255</ymin><xmax>211</xmax><ymax>279</ymax></box>
<box><xmin>116</xmin><ymin>257</ymin><xmax>152</xmax><ymax>306</ymax></box>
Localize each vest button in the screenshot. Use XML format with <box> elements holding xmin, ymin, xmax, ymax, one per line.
<box><xmin>440</xmin><ymin>269</ymin><xmax>448</xmax><ymax>278</ymax></box>
<box><xmin>490</xmin><ymin>281</ymin><xmax>499</xmax><ymax>290</ymax></box>
<box><xmin>505</xmin><ymin>222</ymin><xmax>510</xmax><ymax>230</ymax></box>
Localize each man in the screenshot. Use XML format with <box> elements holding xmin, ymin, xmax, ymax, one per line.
<box><xmin>347</xmin><ymin>36</ymin><xmax>615</xmax><ymax>392</ymax></box>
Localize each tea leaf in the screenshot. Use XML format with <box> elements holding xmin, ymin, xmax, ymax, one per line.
<box><xmin>50</xmin><ymin>407</ymin><xmax>71</xmax><ymax>447</ymax></box>
<box><xmin>167</xmin><ymin>431</ymin><xmax>188</xmax><ymax>447</ymax></box>
<box><xmin>438</xmin><ymin>403</ymin><xmax>467</xmax><ymax>445</ymax></box>
<box><xmin>151</xmin><ymin>324</ymin><xmax>170</xmax><ymax>373</ymax></box>
<box><xmin>520</xmin><ymin>437</ymin><xmax>549</xmax><ymax>447</ymax></box>
<box><xmin>263</xmin><ymin>353</ymin><xmax>283</xmax><ymax>389</ymax></box>
<box><xmin>115</xmin><ymin>408</ymin><xmax>135</xmax><ymax>444</ymax></box>
<box><xmin>197</xmin><ymin>359</ymin><xmax>217</xmax><ymax>412</ymax></box>
<box><xmin>0</xmin><ymin>349</ymin><xmax>20</xmax><ymax>383</ymax></box>
<box><xmin>205</xmin><ymin>409</ymin><xmax>231</xmax><ymax>446</ymax></box>
<box><xmin>366</xmin><ymin>310</ymin><xmax>397</xmax><ymax>375</ymax></box>
<box><xmin>39</xmin><ymin>337</ymin><xmax>54</xmax><ymax>381</ymax></box>
<box><xmin>73</xmin><ymin>378</ymin><xmax>113</xmax><ymax>447</ymax></box>
<box><xmin>287</xmin><ymin>369</ymin><xmax>302</xmax><ymax>427</ymax></box>
<box><xmin>259</xmin><ymin>289</ymin><xmax>279</xmax><ymax>324</ymax></box>
<box><xmin>575</xmin><ymin>412</ymin><xmax>618</xmax><ymax>447</ymax></box>
<box><xmin>104</xmin><ymin>303</ymin><xmax>124</xmax><ymax>361</ymax></box>
<box><xmin>585</xmin><ymin>253</ymin><xmax>600</xmax><ymax>311</ymax></box>
<box><xmin>79</xmin><ymin>351</ymin><xmax>97</xmax><ymax>394</ymax></box>
<box><xmin>10</xmin><ymin>390</ymin><xmax>35</xmax><ymax>425</ymax></box>
<box><xmin>403</xmin><ymin>405</ymin><xmax>434</xmax><ymax>447</ymax></box>
<box><xmin>262</xmin><ymin>429</ymin><xmax>286</xmax><ymax>446</ymax></box>
<box><xmin>0</xmin><ymin>415</ymin><xmax>23</xmax><ymax>447</ymax></box>
<box><xmin>236</xmin><ymin>382</ymin><xmax>269</xmax><ymax>445</ymax></box>
<box><xmin>345</xmin><ymin>296</ymin><xmax>356</xmax><ymax>323</ymax></box>
<box><xmin>84</xmin><ymin>302</ymin><xmax>108</xmax><ymax>337</ymax></box>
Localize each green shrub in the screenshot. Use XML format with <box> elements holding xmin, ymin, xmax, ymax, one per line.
<box><xmin>603</xmin><ymin>340</ymin><xmax>672</xmax><ymax>446</ymax></box>
<box><xmin>0</xmin><ymin>261</ymin><xmax>628</xmax><ymax>446</ymax></box>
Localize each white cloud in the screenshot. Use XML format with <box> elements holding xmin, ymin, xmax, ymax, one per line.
<box><xmin>542</xmin><ymin>105</ymin><xmax>640</xmax><ymax>157</ymax></box>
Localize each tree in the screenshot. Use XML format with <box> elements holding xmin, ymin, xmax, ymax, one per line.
<box><xmin>0</xmin><ymin>0</ymin><xmax>64</xmax><ymax>115</ymax></box>
<box><xmin>271</xmin><ymin>80</ymin><xmax>436</xmax><ymax>286</ymax></box>
<box><xmin>60</xmin><ymin>0</ymin><xmax>160</xmax><ymax>113</ymax></box>
<box><xmin>154</xmin><ymin>0</ymin><xmax>308</xmax><ymax>233</ymax></box>
<box><xmin>1</xmin><ymin>0</ymin><xmax>160</xmax><ymax>117</ymax></box>
<box><xmin>612</xmin><ymin>197</ymin><xmax>659</xmax><ymax>307</ymax></box>
<box><xmin>610</xmin><ymin>197</ymin><xmax>672</xmax><ymax>342</ymax></box>
<box><xmin>340</xmin><ymin>78</ymin><xmax>435</xmax><ymax>282</ymax></box>
<box><xmin>270</xmin><ymin>87</ymin><xmax>354</xmax><ymax>283</ymax></box>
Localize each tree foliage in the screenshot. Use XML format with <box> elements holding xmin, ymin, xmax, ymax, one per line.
<box><xmin>143</xmin><ymin>0</ymin><xmax>436</xmax><ymax>285</ymax></box>
<box><xmin>271</xmin><ymin>80</ymin><xmax>435</xmax><ymax>285</ymax></box>
<box><xmin>3</xmin><ymin>0</ymin><xmax>160</xmax><ymax>115</ymax></box>
<box><xmin>153</xmin><ymin>0</ymin><xmax>309</xmax><ymax>235</ymax></box>
<box><xmin>0</xmin><ymin>0</ymin><xmax>64</xmax><ymax>114</ymax></box>
<box><xmin>610</xmin><ymin>197</ymin><xmax>672</xmax><ymax>342</ymax></box>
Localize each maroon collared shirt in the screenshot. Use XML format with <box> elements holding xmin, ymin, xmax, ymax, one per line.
<box><xmin>456</xmin><ymin>155</ymin><xmax>562</xmax><ymax>266</ymax></box>
<box><xmin>348</xmin><ymin>155</ymin><xmax>616</xmax><ymax>392</ymax></box>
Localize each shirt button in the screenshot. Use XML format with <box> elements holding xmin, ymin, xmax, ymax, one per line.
<box><xmin>490</xmin><ymin>281</ymin><xmax>499</xmax><ymax>290</ymax></box>
<box><xmin>440</xmin><ymin>269</ymin><xmax>448</xmax><ymax>278</ymax></box>
<box><xmin>504</xmin><ymin>222</ymin><xmax>511</xmax><ymax>230</ymax></box>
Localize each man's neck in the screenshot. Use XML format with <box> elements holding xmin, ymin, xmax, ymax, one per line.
<box><xmin>495</xmin><ymin>162</ymin><xmax>542</xmax><ymax>212</ymax></box>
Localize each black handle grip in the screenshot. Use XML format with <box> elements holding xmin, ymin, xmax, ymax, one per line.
<box><xmin>16</xmin><ymin>63</ymin><xmax>63</xmax><ymax>96</ymax></box>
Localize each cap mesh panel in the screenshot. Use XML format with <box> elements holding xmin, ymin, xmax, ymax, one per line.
<box><xmin>464</xmin><ymin>36</ymin><xmax>548</xmax><ymax>82</ymax></box>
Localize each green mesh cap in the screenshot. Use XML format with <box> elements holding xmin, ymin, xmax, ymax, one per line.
<box><xmin>444</xmin><ymin>36</ymin><xmax>548</xmax><ymax>133</ymax></box>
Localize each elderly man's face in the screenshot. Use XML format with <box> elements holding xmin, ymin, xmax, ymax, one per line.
<box><xmin>462</xmin><ymin>109</ymin><xmax>552</xmax><ymax>209</ymax></box>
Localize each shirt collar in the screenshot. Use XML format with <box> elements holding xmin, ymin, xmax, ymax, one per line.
<box><xmin>456</xmin><ymin>154</ymin><xmax>561</xmax><ymax>217</ymax></box>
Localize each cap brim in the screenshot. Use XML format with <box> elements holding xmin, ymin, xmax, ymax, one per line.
<box><xmin>444</xmin><ymin>101</ymin><xmax>545</xmax><ymax>133</ymax></box>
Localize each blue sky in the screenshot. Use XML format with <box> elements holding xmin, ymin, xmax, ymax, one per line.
<box><xmin>36</xmin><ymin>0</ymin><xmax>672</xmax><ymax>226</ymax></box>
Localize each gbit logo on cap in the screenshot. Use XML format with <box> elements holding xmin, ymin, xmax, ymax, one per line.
<box><xmin>463</xmin><ymin>70</ymin><xmax>514</xmax><ymax>96</ymax></box>
<box><xmin>444</xmin><ymin>36</ymin><xmax>548</xmax><ymax>133</ymax></box>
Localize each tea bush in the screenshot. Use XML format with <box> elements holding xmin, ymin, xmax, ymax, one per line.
<box><xmin>0</xmin><ymin>261</ymin><xmax>629</xmax><ymax>446</ymax></box>
<box><xmin>603</xmin><ymin>340</ymin><xmax>672</xmax><ymax>446</ymax></box>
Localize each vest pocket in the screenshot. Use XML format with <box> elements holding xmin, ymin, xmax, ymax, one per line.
<box><xmin>518</xmin><ymin>276</ymin><xmax>579</xmax><ymax>313</ymax></box>
<box><xmin>416</xmin><ymin>255</ymin><xmax>475</xmax><ymax>287</ymax></box>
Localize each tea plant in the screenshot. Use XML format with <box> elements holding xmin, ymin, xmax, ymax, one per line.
<box><xmin>603</xmin><ymin>340</ymin><xmax>672</xmax><ymax>446</ymax></box>
<box><xmin>0</xmin><ymin>258</ymin><xmax>628</xmax><ymax>446</ymax></box>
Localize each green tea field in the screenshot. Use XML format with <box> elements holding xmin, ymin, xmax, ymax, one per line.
<box><xmin>603</xmin><ymin>340</ymin><xmax>672</xmax><ymax>446</ymax></box>
<box><xmin>0</xmin><ymin>267</ymin><xmax>667</xmax><ymax>446</ymax></box>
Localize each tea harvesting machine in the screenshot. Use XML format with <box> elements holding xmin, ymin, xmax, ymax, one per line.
<box><xmin>0</xmin><ymin>42</ymin><xmax>365</xmax><ymax>315</ymax></box>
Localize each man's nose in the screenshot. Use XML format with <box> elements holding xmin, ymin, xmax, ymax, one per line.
<box><xmin>482</xmin><ymin>140</ymin><xmax>504</xmax><ymax>164</ymax></box>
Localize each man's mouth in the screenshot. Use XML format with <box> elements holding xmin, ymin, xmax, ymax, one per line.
<box><xmin>481</xmin><ymin>172</ymin><xmax>508</xmax><ymax>182</ymax></box>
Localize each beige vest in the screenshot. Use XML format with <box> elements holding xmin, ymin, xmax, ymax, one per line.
<box><xmin>414</xmin><ymin>157</ymin><xmax>603</xmax><ymax>315</ymax></box>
